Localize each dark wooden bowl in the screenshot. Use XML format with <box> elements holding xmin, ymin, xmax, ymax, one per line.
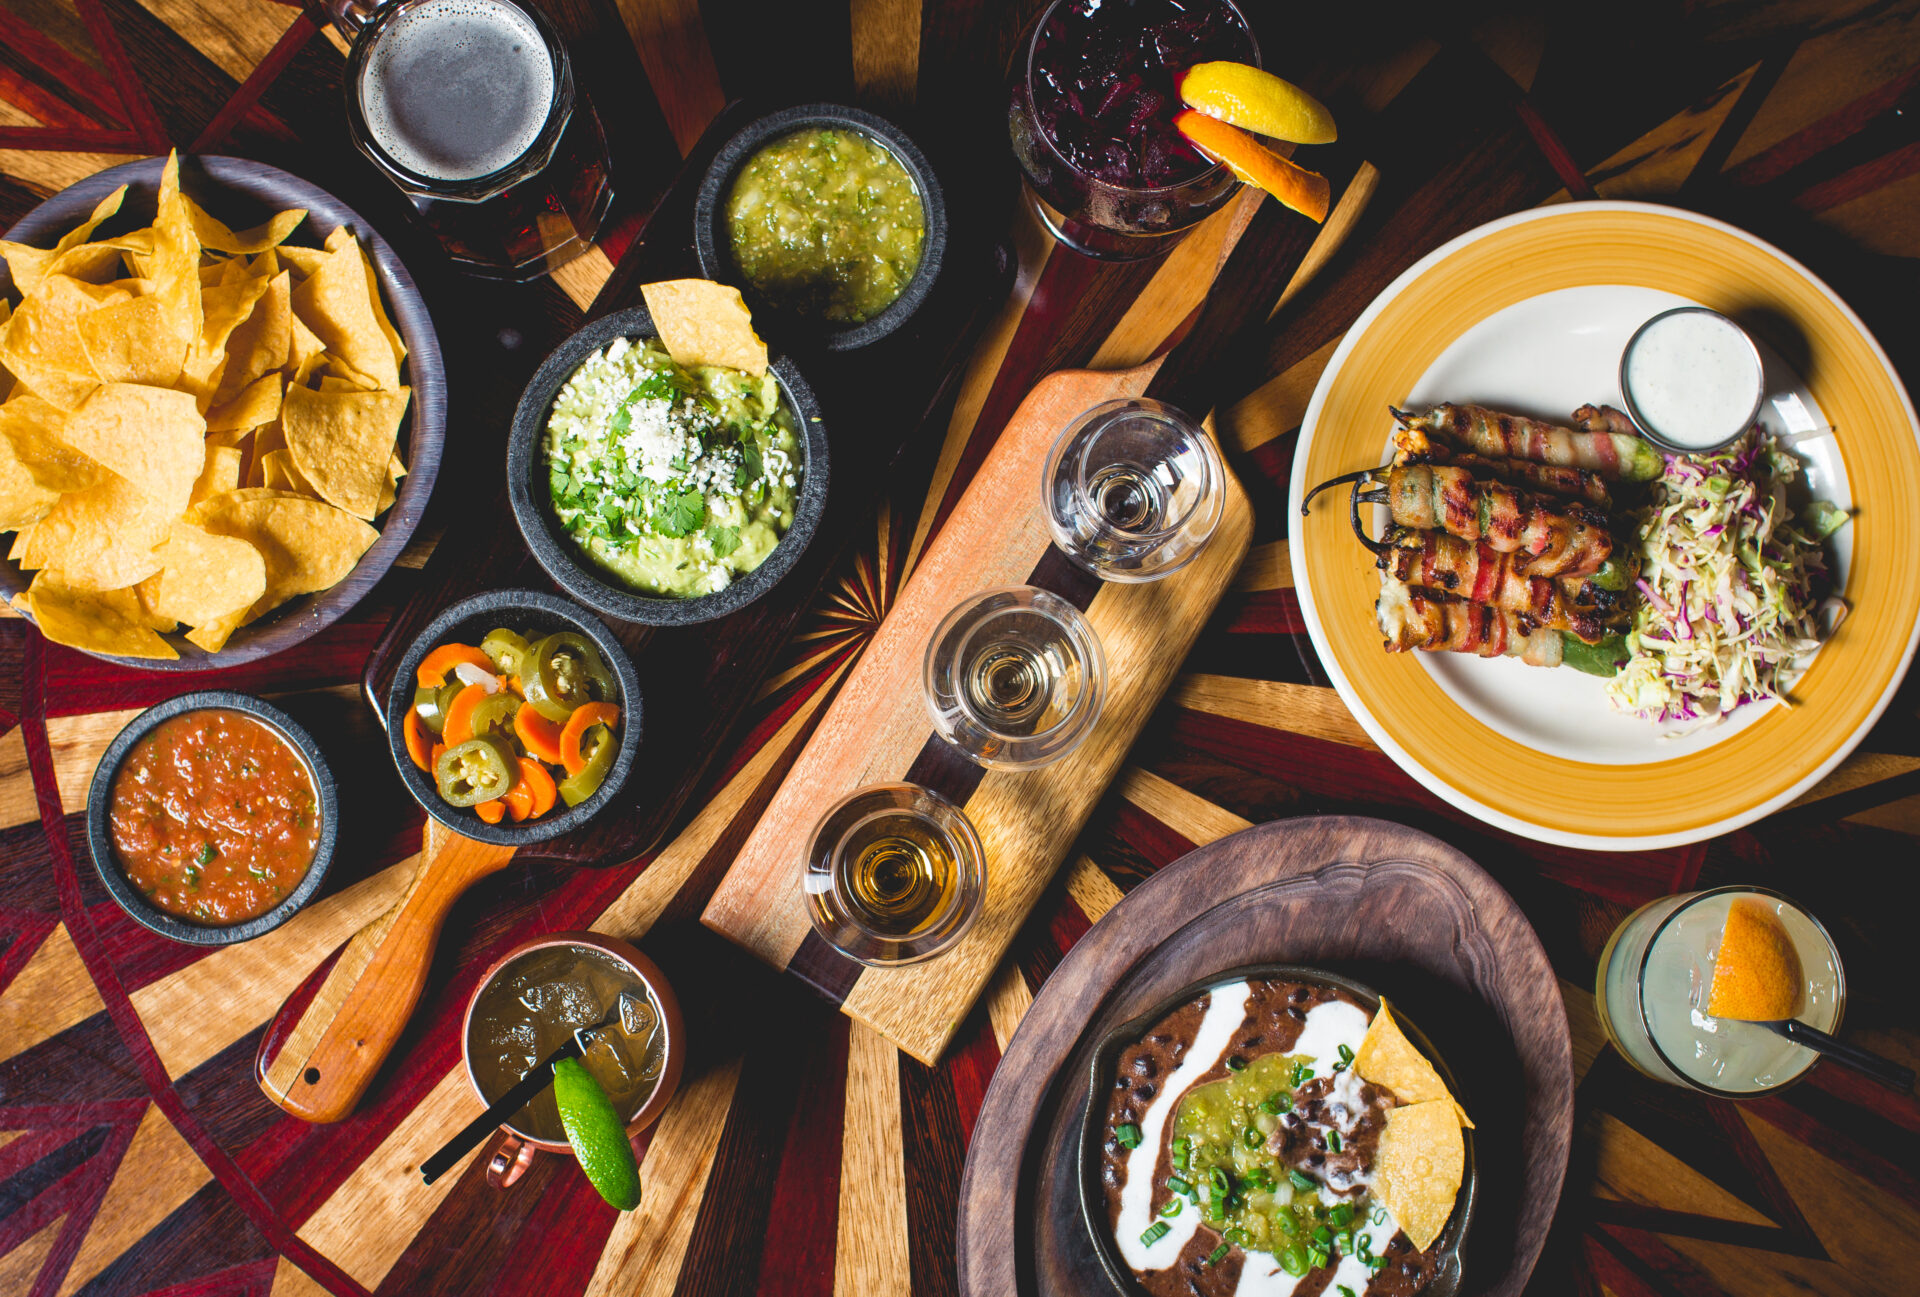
<box><xmin>85</xmin><ymin>691</ymin><xmax>338</xmax><ymax>945</ymax></box>
<box><xmin>0</xmin><ymin>154</ymin><xmax>446</xmax><ymax>670</ymax></box>
<box><xmin>692</xmin><ymin>103</ymin><xmax>948</xmax><ymax>352</ymax></box>
<box><xmin>957</xmin><ymin>815</ymin><xmax>1574</xmax><ymax>1297</ymax></box>
<box><xmin>504</xmin><ymin>303</ymin><xmax>829</xmax><ymax>627</ymax></box>
<box><xmin>382</xmin><ymin>589</ymin><xmax>643</xmax><ymax>845</ymax></box>
<box><xmin>1076</xmin><ymin>964</ymin><xmax>1476</xmax><ymax>1297</ymax></box>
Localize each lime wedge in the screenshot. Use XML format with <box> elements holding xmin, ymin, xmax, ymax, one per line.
<box><xmin>553</xmin><ymin>1056</ymin><xmax>641</xmax><ymax>1210</ymax></box>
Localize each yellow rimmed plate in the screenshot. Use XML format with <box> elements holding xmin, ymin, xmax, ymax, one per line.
<box><xmin>1288</xmin><ymin>202</ymin><xmax>1920</xmax><ymax>850</ymax></box>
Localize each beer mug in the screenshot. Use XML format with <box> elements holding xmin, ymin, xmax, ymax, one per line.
<box><xmin>322</xmin><ymin>0</ymin><xmax>616</xmax><ymax>280</ymax></box>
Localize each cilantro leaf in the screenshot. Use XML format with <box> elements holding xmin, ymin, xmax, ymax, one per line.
<box><xmin>653</xmin><ymin>488</ymin><xmax>706</xmax><ymax>538</ymax></box>
<box><xmin>704</xmin><ymin>524</ymin><xmax>741</xmax><ymax>558</ymax></box>
<box><xmin>740</xmin><ymin>441</ymin><xmax>765</xmax><ymax>489</ymax></box>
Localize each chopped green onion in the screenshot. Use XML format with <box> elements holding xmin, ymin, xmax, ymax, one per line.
<box><xmin>1336</xmin><ymin>1230</ymin><xmax>1354</xmax><ymax>1254</ymax></box>
<box><xmin>1309</xmin><ymin>1247</ymin><xmax>1330</xmax><ymax>1270</ymax></box>
<box><xmin>1224</xmin><ymin>1227</ymin><xmax>1250</xmax><ymax>1246</ymax></box>
<box><xmin>1226</xmin><ymin>1055</ymin><xmax>1247</xmax><ymax>1071</ymax></box>
<box><xmin>1140</xmin><ymin>1221</ymin><xmax>1169</xmax><ymax>1247</ymax></box>
<box><xmin>1289</xmin><ymin>1170</ymin><xmax>1316</xmax><ymax>1192</ymax></box>
<box><xmin>1210</xmin><ymin>1167</ymin><xmax>1232</xmax><ymax>1198</ymax></box>
<box><xmin>1167</xmin><ymin>1175</ymin><xmax>1192</xmax><ymax>1196</ymax></box>
<box><xmin>1328</xmin><ymin>1204</ymin><xmax>1354</xmax><ymax>1228</ymax></box>
<box><xmin>1242</xmin><ymin>1126</ymin><xmax>1262</xmax><ymax>1150</ymax></box>
<box><xmin>1115</xmin><ymin>1123</ymin><xmax>1142</xmax><ymax>1149</ymax></box>
<box><xmin>1291</xmin><ymin>1061</ymin><xmax>1313</xmax><ymax>1085</ymax></box>
<box><xmin>1326</xmin><ymin>1130</ymin><xmax>1342</xmax><ymax>1153</ymax></box>
<box><xmin>1159</xmin><ymin>1198</ymin><xmax>1183</xmax><ymax>1217</ymax></box>
<box><xmin>1356</xmin><ymin>1233</ymin><xmax>1372</xmax><ymax>1257</ymax></box>
<box><xmin>1338</xmin><ymin>1043</ymin><xmax>1354</xmax><ymax>1064</ymax></box>
<box><xmin>1340</xmin><ymin>1287</ymin><xmax>1358</xmax><ymax>1297</ymax></box>
<box><xmin>1173</xmin><ymin>1137</ymin><xmax>1191</xmax><ymax>1169</ymax></box>
<box><xmin>1312</xmin><ymin>1225</ymin><xmax>1332</xmax><ymax>1246</ymax></box>
<box><xmin>1279</xmin><ymin>1245</ymin><xmax>1309</xmax><ymax>1277</ymax></box>
<box><xmin>1204</xmin><ymin>1242</ymin><xmax>1230</xmax><ymax>1266</ymax></box>
<box><xmin>1276</xmin><ymin>1212</ymin><xmax>1298</xmax><ymax>1235</ymax></box>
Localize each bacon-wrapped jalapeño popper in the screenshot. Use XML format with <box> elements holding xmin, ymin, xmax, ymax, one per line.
<box><xmin>1303</xmin><ymin>462</ymin><xmax>1615</xmax><ymax>578</ymax></box>
<box><xmin>1389</xmin><ymin>430</ymin><xmax>1613</xmax><ymax>507</ymax></box>
<box><xmin>1391</xmin><ymin>401</ymin><xmax>1662</xmax><ymax>481</ymax></box>
<box><xmin>1376</xmin><ymin>527</ymin><xmax>1631</xmax><ymax>643</ymax></box>
<box><xmin>1376</xmin><ymin>578</ymin><xmax>1629</xmax><ymax>676</ymax></box>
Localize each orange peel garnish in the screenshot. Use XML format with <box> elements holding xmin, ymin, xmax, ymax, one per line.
<box><xmin>1706</xmin><ymin>896</ymin><xmax>1803</xmax><ymax>1021</ymax></box>
<box><xmin>1177</xmin><ymin>61</ymin><xmax>1337</xmax><ymax>145</ymax></box>
<box><xmin>1172</xmin><ymin>109</ymin><xmax>1330</xmax><ymax>223</ymax></box>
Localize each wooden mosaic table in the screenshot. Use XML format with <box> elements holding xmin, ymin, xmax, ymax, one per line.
<box><xmin>2</xmin><ymin>3</ymin><xmax>1918</xmax><ymax>1296</ymax></box>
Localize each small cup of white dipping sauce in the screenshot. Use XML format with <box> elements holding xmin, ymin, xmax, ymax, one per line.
<box><xmin>1619</xmin><ymin>307</ymin><xmax>1766</xmax><ymax>454</ymax></box>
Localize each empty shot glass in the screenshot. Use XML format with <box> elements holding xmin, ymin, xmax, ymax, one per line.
<box><xmin>1043</xmin><ymin>397</ymin><xmax>1225</xmax><ymax>581</ymax></box>
<box><xmin>803</xmin><ymin>783</ymin><xmax>987</xmax><ymax>966</ymax></box>
<box><xmin>923</xmin><ymin>586</ymin><xmax>1106</xmax><ymax>770</ymax></box>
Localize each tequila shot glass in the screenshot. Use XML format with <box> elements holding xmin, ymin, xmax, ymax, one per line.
<box><xmin>803</xmin><ymin>783</ymin><xmax>986</xmax><ymax>966</ymax></box>
<box><xmin>923</xmin><ymin>586</ymin><xmax>1107</xmax><ymax>770</ymax></box>
<box><xmin>1043</xmin><ymin>398</ymin><xmax>1225</xmax><ymax>582</ymax></box>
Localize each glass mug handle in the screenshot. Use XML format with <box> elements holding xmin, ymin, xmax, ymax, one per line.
<box><xmin>316</xmin><ymin>0</ymin><xmax>391</xmax><ymax>39</ymax></box>
<box><xmin>485</xmin><ymin>1131</ymin><xmax>540</xmax><ymax>1188</ymax></box>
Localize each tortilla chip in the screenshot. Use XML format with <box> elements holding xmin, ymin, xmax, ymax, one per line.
<box><xmin>189</xmin><ymin>443</ymin><xmax>244</xmax><ymax>505</ymax></box>
<box><xmin>0</xmin><ymin>185</ymin><xmax>127</xmax><ymax>297</ymax></box>
<box><xmin>77</xmin><ymin>295</ymin><xmax>189</xmax><ymax>386</ymax></box>
<box><xmin>186</xmin><ymin>610</ymin><xmax>247</xmax><ymax>653</ymax></box>
<box><xmin>206</xmin><ymin>372</ymin><xmax>283</xmax><ymax>432</ymax></box>
<box><xmin>130</xmin><ymin>578</ymin><xmax>179</xmax><ymax>633</ymax></box>
<box><xmin>192</xmin><ymin>491</ymin><xmax>378</xmax><ymax>621</ymax></box>
<box><xmin>1373</xmin><ymin>1100</ymin><xmax>1464</xmax><ymax>1252</ymax></box>
<box><xmin>0</xmin><ymin>394</ymin><xmax>105</xmax><ymax>493</ymax></box>
<box><xmin>186</xmin><ymin>198</ymin><xmax>307</xmax><ymax>255</ymax></box>
<box><xmin>17</xmin><ymin>474</ymin><xmax>172</xmax><ymax>590</ymax></box>
<box><xmin>149</xmin><ymin>153</ymin><xmax>203</xmax><ymax>362</ymax></box>
<box><xmin>21</xmin><ymin>569</ymin><xmax>177</xmax><ymax>660</ymax></box>
<box><xmin>276</xmin><ymin>245</ymin><xmax>328</xmax><ymax>278</ymax></box>
<box><xmin>286</xmin><ymin>311</ymin><xmax>325</xmax><ymax>377</ymax></box>
<box><xmin>290</xmin><ymin>236</ymin><xmax>399</xmax><ymax>389</ymax></box>
<box><xmin>0</xmin><ymin>427</ymin><xmax>61</xmax><ymax>531</ymax></box>
<box><xmin>58</xmin><ymin>383</ymin><xmax>206</xmax><ymax>517</ymax></box>
<box><xmin>213</xmin><ymin>271</ymin><xmax>290</xmax><ymax>405</ymax></box>
<box><xmin>184</xmin><ymin>270</ymin><xmax>273</xmax><ymax>398</ymax></box>
<box><xmin>282</xmin><ymin>383</ymin><xmax>409</xmax><ymax>519</ymax></box>
<box><xmin>137</xmin><ymin>521</ymin><xmax>267</xmax><ymax>628</ymax></box>
<box><xmin>259</xmin><ymin>448</ymin><xmax>315</xmax><ymax>494</ymax></box>
<box><xmin>375</xmin><ymin>451</ymin><xmax>406</xmax><ymax>515</ymax></box>
<box><xmin>0</xmin><ymin>274</ymin><xmax>132</xmax><ymax>409</ymax></box>
<box><xmin>640</xmin><ymin>279</ymin><xmax>767</xmax><ymax>375</ymax></box>
<box><xmin>1356</xmin><ymin>1003</ymin><xmax>1473</xmax><ymax>1128</ymax></box>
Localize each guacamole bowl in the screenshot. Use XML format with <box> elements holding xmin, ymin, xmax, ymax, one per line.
<box><xmin>506</xmin><ymin>304</ymin><xmax>829</xmax><ymax>627</ymax></box>
<box><xmin>694</xmin><ymin>103</ymin><xmax>948</xmax><ymax>352</ymax></box>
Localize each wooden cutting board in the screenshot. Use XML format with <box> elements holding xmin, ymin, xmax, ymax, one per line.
<box><xmin>701</xmin><ymin>359</ymin><xmax>1253</xmax><ymax>1065</ymax></box>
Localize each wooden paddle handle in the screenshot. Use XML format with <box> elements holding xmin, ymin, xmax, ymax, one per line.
<box><xmin>259</xmin><ymin>818</ymin><xmax>518</xmax><ymax>1122</ymax></box>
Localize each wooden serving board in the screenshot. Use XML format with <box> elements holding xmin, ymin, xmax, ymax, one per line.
<box><xmin>700</xmin><ymin>359</ymin><xmax>1254</xmax><ymax>1065</ymax></box>
<box><xmin>956</xmin><ymin>815</ymin><xmax>1574</xmax><ymax>1297</ymax></box>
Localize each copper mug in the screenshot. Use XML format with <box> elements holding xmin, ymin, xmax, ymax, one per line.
<box><xmin>461</xmin><ymin>931</ymin><xmax>685</xmax><ymax>1189</ymax></box>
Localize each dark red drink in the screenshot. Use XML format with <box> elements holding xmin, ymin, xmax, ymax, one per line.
<box><xmin>1009</xmin><ymin>0</ymin><xmax>1258</xmax><ymax>259</ymax></box>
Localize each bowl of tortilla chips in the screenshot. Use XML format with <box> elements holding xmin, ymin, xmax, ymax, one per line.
<box><xmin>0</xmin><ymin>152</ymin><xmax>444</xmax><ymax>667</ymax></box>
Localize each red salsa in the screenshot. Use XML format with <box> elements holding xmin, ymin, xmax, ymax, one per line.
<box><xmin>108</xmin><ymin>709</ymin><xmax>321</xmax><ymax>924</ymax></box>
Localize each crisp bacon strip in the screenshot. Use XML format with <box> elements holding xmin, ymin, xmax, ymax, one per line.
<box><xmin>1393</xmin><ymin>401</ymin><xmax>1662</xmax><ymax>481</ymax></box>
<box><xmin>1390</xmin><ymin>429</ymin><xmax>1612</xmax><ymax>506</ymax></box>
<box><xmin>1379</xmin><ymin>528</ymin><xmax>1613</xmax><ymax>642</ymax></box>
<box><xmin>1380</xmin><ymin>464</ymin><xmax>1613</xmax><ymax>577</ymax></box>
<box><xmin>1375</xmin><ymin>578</ymin><xmax>1562</xmax><ymax>667</ymax></box>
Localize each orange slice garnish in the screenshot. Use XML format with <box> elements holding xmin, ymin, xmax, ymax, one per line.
<box><xmin>1178</xmin><ymin>61</ymin><xmax>1337</xmax><ymax>145</ymax></box>
<box><xmin>1706</xmin><ymin>896</ymin><xmax>1803</xmax><ymax>1021</ymax></box>
<box><xmin>1172</xmin><ymin>109</ymin><xmax>1330</xmax><ymax>223</ymax></box>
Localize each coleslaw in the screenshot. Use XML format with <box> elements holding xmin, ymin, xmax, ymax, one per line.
<box><xmin>1604</xmin><ymin>430</ymin><xmax>1848</xmax><ymax>727</ymax></box>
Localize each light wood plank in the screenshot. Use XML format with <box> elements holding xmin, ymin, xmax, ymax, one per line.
<box><xmin>1170</xmin><ymin>674</ymin><xmax>1376</xmax><ymax>749</ymax></box>
<box><xmin>1845</xmin><ymin>792</ymin><xmax>1920</xmax><ymax>837</ymax></box>
<box><xmin>268</xmin><ymin>1257</ymin><xmax>331</xmax><ymax>1297</ymax></box>
<box><xmin>0</xmin><ymin>1216</ymin><xmax>66</xmax><ymax>1296</ymax></box>
<box><xmin>56</xmin><ymin>1105</ymin><xmax>212</xmax><ymax>1297</ymax></box>
<box><xmin>1789</xmin><ymin>750</ymin><xmax>1920</xmax><ymax>807</ymax></box>
<box><xmin>131</xmin><ymin>0</ymin><xmax>302</xmax><ymax>82</ymax></box>
<box><xmin>550</xmin><ymin>244</ymin><xmax>615</xmax><ymax>313</ymax></box>
<box><xmin>0</xmin><ymin>924</ymin><xmax>106</xmax><ymax>1065</ymax></box>
<box><xmin>1272</xmin><ymin>162</ymin><xmax>1380</xmax><ymax>318</ymax></box>
<box><xmin>584</xmin><ymin>1057</ymin><xmax>745</xmax><ymax>1297</ymax></box>
<box><xmin>1589</xmin><ymin>1110</ymin><xmax>1773</xmax><ymax>1226</ymax></box>
<box><xmin>0</xmin><ymin>726</ymin><xmax>35</xmax><ymax>829</ymax></box>
<box><xmin>1559</xmin><ymin>977</ymin><xmax>1608</xmax><ymax>1088</ymax></box>
<box><xmin>984</xmin><ymin>959</ymin><xmax>1033</xmax><ymax>1054</ymax></box>
<box><xmin>1214</xmin><ymin>334</ymin><xmax>1342</xmax><ymax>453</ymax></box>
<box><xmin>1086</xmin><ymin>188</ymin><xmax>1263</xmax><ymax>372</ymax></box>
<box><xmin>1116</xmin><ymin>765</ymin><xmax>1251</xmax><ymax>847</ymax></box>
<box><xmin>834</xmin><ymin>1024</ymin><xmax>910</xmax><ymax>1297</ymax></box>
<box><xmin>293</xmin><ymin>1067</ymin><xmax>482</xmax><ymax>1291</ymax></box>
<box><xmin>610</xmin><ymin>0</ymin><xmax>727</xmax><ymax>155</ymax></box>
<box><xmin>0</xmin><ymin>152</ymin><xmax>142</xmax><ymax>196</ymax></box>
<box><xmin>1062</xmin><ymin>854</ymin><xmax>1122</xmax><ymax>925</ymax></box>
<box><xmin>41</xmin><ymin>707</ymin><xmax>139</xmax><ymax>816</ymax></box>
<box><xmin>1233</xmin><ymin>539</ymin><xmax>1292</xmax><ymax>592</ymax></box>
<box><xmin>850</xmin><ymin>0</ymin><xmax>920</xmax><ymax>110</ymax></box>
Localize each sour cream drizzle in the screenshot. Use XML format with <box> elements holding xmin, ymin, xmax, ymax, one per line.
<box><xmin>1231</xmin><ymin>1205</ymin><xmax>1402</xmax><ymax>1297</ymax></box>
<box><xmin>1116</xmin><ymin>981</ymin><xmax>1252</xmax><ymax>1272</ymax></box>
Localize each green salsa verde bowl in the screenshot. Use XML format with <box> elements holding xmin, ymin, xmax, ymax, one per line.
<box><xmin>694</xmin><ymin>103</ymin><xmax>948</xmax><ymax>352</ymax></box>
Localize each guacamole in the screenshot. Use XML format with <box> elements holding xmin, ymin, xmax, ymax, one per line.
<box><xmin>725</xmin><ymin>127</ymin><xmax>926</xmax><ymax>324</ymax></box>
<box><xmin>543</xmin><ymin>337</ymin><xmax>800</xmax><ymax>597</ymax></box>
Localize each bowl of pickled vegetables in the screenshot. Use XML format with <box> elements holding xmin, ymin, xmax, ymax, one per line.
<box><xmin>384</xmin><ymin>590</ymin><xmax>642</xmax><ymax>843</ymax></box>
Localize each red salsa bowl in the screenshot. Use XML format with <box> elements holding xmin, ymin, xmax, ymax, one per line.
<box><xmin>85</xmin><ymin>691</ymin><xmax>339</xmax><ymax>945</ymax></box>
